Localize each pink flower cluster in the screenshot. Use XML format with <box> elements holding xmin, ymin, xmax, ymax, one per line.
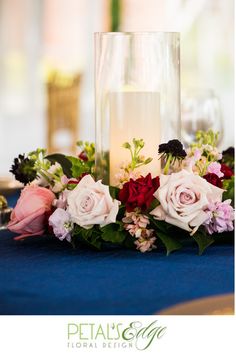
<box><xmin>203</xmin><ymin>200</ymin><xmax>234</xmax><ymax>234</ymax></box>
<box><xmin>122</xmin><ymin>211</ymin><xmax>156</xmax><ymax>252</ymax></box>
<box><xmin>115</xmin><ymin>168</ymin><xmax>141</xmax><ymax>188</ymax></box>
<box><xmin>48</xmin><ymin>208</ymin><xmax>72</xmax><ymax>242</ymax></box>
<box><xmin>207</xmin><ymin>162</ymin><xmax>224</xmax><ymax>178</ymax></box>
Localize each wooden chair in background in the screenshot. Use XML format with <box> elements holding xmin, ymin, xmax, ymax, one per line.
<box><xmin>46</xmin><ymin>71</ymin><xmax>81</xmax><ymax>155</ymax></box>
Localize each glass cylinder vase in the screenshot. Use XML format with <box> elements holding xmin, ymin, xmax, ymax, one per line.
<box><xmin>95</xmin><ymin>32</ymin><xmax>180</xmax><ymax>186</ymax></box>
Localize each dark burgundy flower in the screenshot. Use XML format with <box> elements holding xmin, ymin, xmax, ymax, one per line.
<box><xmin>67</xmin><ymin>179</ymin><xmax>80</xmax><ymax>185</ymax></box>
<box><xmin>203</xmin><ymin>173</ymin><xmax>223</xmax><ymax>188</ymax></box>
<box><xmin>221</xmin><ymin>147</ymin><xmax>234</xmax><ymax>171</ymax></box>
<box><xmin>45</xmin><ymin>209</ymin><xmax>55</xmax><ymax>234</ymax></box>
<box><xmin>220</xmin><ymin>164</ymin><xmax>234</xmax><ymax>179</ymax></box>
<box><xmin>78</xmin><ymin>151</ymin><xmax>88</xmax><ymax>162</ymax></box>
<box><xmin>118</xmin><ymin>173</ymin><xmax>160</xmax><ymax>212</ymax></box>
<box><xmin>10</xmin><ymin>154</ymin><xmax>37</xmax><ymax>185</ymax></box>
<box><xmin>222</xmin><ymin>147</ymin><xmax>234</xmax><ymax>158</ymax></box>
<box><xmin>158</xmin><ymin>139</ymin><xmax>186</xmax><ymax>159</ymax></box>
<box><xmin>67</xmin><ymin>173</ymin><xmax>89</xmax><ymax>185</ymax></box>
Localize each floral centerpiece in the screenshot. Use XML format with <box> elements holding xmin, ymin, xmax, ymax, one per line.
<box><xmin>7</xmin><ymin>131</ymin><xmax>234</xmax><ymax>255</ymax></box>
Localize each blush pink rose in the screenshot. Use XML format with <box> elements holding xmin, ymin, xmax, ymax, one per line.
<box><xmin>150</xmin><ymin>169</ymin><xmax>224</xmax><ymax>235</ymax></box>
<box><xmin>67</xmin><ymin>174</ymin><xmax>120</xmax><ymax>229</ymax></box>
<box><xmin>8</xmin><ymin>185</ymin><xmax>55</xmax><ymax>240</ymax></box>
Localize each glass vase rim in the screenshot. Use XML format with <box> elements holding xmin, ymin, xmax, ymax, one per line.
<box><xmin>94</xmin><ymin>31</ymin><xmax>180</xmax><ymax>36</ymax></box>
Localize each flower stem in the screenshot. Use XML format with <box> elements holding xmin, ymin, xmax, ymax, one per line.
<box><xmin>163</xmin><ymin>154</ymin><xmax>172</xmax><ymax>175</ymax></box>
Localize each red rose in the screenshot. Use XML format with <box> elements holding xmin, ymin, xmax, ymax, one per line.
<box><xmin>203</xmin><ymin>173</ymin><xmax>223</xmax><ymax>188</ymax></box>
<box><xmin>118</xmin><ymin>173</ymin><xmax>160</xmax><ymax>212</ymax></box>
<box><xmin>220</xmin><ymin>164</ymin><xmax>233</xmax><ymax>179</ymax></box>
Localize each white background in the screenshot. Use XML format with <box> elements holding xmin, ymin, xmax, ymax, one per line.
<box><xmin>0</xmin><ymin>315</ymin><xmax>235</xmax><ymax>354</ymax></box>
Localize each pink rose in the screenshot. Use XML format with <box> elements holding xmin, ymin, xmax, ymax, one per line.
<box><xmin>67</xmin><ymin>175</ymin><xmax>120</xmax><ymax>229</ymax></box>
<box><xmin>150</xmin><ymin>169</ymin><xmax>224</xmax><ymax>235</ymax></box>
<box><xmin>8</xmin><ymin>185</ymin><xmax>55</xmax><ymax>240</ymax></box>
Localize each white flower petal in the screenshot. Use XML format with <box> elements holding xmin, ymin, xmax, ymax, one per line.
<box><xmin>101</xmin><ymin>199</ymin><xmax>120</xmax><ymax>227</ymax></box>
<box><xmin>150</xmin><ymin>205</ymin><xmax>166</xmax><ymax>220</ymax></box>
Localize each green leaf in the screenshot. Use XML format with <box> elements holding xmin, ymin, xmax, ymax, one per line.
<box><xmin>144</xmin><ymin>157</ymin><xmax>153</xmax><ymax>165</ymax></box>
<box><xmin>80</xmin><ymin>228</ymin><xmax>93</xmax><ymax>240</ymax></box>
<box><xmin>192</xmin><ymin>230</ymin><xmax>215</xmax><ymax>255</ymax></box>
<box><xmin>148</xmin><ymin>199</ymin><xmax>159</xmax><ymax>212</ymax></box>
<box><xmin>156</xmin><ymin>231</ymin><xmax>182</xmax><ymax>255</ymax></box>
<box><xmin>46</xmin><ymin>153</ymin><xmax>72</xmax><ymax>177</ymax></box>
<box><xmin>222</xmin><ymin>176</ymin><xmax>234</xmax><ymax>205</ymax></box>
<box><xmin>100</xmin><ymin>223</ymin><xmax>126</xmax><ymax>244</ymax></box>
<box><xmin>101</xmin><ymin>230</ymin><xmax>126</xmax><ymax>244</ymax></box>
<box><xmin>109</xmin><ymin>186</ymin><xmax>120</xmax><ymax>199</ymax></box>
<box><xmin>123</xmin><ymin>234</ymin><xmax>135</xmax><ymax>249</ymax></box>
<box><xmin>122</xmin><ymin>142</ymin><xmax>131</xmax><ymax>149</ymax></box>
<box><xmin>101</xmin><ymin>221</ymin><xmax>124</xmax><ymax>233</ymax></box>
<box><xmin>149</xmin><ymin>217</ymin><xmax>170</xmax><ymax>234</ymax></box>
<box><xmin>100</xmin><ymin>223</ymin><xmax>115</xmax><ymax>233</ymax></box>
<box><xmin>118</xmin><ymin>221</ymin><xmax>124</xmax><ymax>232</ymax></box>
<box><xmin>117</xmin><ymin>205</ymin><xmax>126</xmax><ymax>219</ymax></box>
<box><xmin>89</xmin><ymin>234</ymin><xmax>102</xmax><ymax>249</ymax></box>
<box><xmin>73</xmin><ymin>226</ymin><xmax>102</xmax><ymax>250</ymax></box>
<box><xmin>67</xmin><ymin>156</ymin><xmax>90</xmax><ymax>178</ymax></box>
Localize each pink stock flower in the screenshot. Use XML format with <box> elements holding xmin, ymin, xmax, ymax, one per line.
<box><xmin>122</xmin><ymin>212</ymin><xmax>151</xmax><ymax>237</ymax></box>
<box><xmin>61</xmin><ymin>175</ymin><xmax>69</xmax><ymax>185</ymax></box>
<box><xmin>115</xmin><ymin>169</ymin><xmax>141</xmax><ymax>188</ymax></box>
<box><xmin>184</xmin><ymin>148</ymin><xmax>202</xmax><ymax>168</ymax></box>
<box><xmin>8</xmin><ymin>185</ymin><xmax>55</xmax><ymax>240</ymax></box>
<box><xmin>124</xmin><ymin>223</ymin><xmax>154</xmax><ymax>239</ymax></box>
<box><xmin>52</xmin><ymin>190</ymin><xmax>69</xmax><ymax>209</ymax></box>
<box><xmin>122</xmin><ymin>212</ymin><xmax>150</xmax><ymax>228</ymax></box>
<box><xmin>122</xmin><ymin>211</ymin><xmax>156</xmax><ymax>252</ymax></box>
<box><xmin>203</xmin><ymin>200</ymin><xmax>234</xmax><ymax>234</ymax></box>
<box><xmin>193</xmin><ymin>148</ymin><xmax>202</xmax><ymax>161</ymax></box>
<box><xmin>49</xmin><ymin>208</ymin><xmax>72</xmax><ymax>242</ymax></box>
<box><xmin>134</xmin><ymin>236</ymin><xmax>157</xmax><ymax>253</ymax></box>
<box><xmin>207</xmin><ymin>162</ymin><xmax>224</xmax><ymax>178</ymax></box>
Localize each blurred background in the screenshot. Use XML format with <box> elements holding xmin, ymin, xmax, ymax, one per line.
<box><xmin>0</xmin><ymin>0</ymin><xmax>234</xmax><ymax>176</ymax></box>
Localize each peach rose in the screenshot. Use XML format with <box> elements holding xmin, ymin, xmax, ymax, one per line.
<box><xmin>8</xmin><ymin>185</ymin><xmax>55</xmax><ymax>240</ymax></box>
<box><xmin>150</xmin><ymin>169</ymin><xmax>224</xmax><ymax>235</ymax></box>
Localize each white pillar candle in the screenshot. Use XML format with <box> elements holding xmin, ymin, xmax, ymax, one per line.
<box><xmin>109</xmin><ymin>90</ymin><xmax>161</xmax><ymax>186</ymax></box>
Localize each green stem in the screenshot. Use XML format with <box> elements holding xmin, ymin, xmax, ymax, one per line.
<box><xmin>163</xmin><ymin>154</ymin><xmax>172</xmax><ymax>175</ymax></box>
<box><xmin>131</xmin><ymin>149</ymin><xmax>138</xmax><ymax>171</ymax></box>
<box><xmin>38</xmin><ymin>171</ymin><xmax>51</xmax><ymax>184</ymax></box>
<box><xmin>129</xmin><ymin>146</ymin><xmax>134</xmax><ymax>160</ymax></box>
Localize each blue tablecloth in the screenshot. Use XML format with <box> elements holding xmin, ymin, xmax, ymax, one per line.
<box><xmin>0</xmin><ymin>229</ymin><xmax>234</xmax><ymax>315</ymax></box>
<box><xmin>0</xmin><ymin>193</ymin><xmax>234</xmax><ymax>315</ymax></box>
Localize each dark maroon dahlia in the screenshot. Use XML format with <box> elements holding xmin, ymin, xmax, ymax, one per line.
<box><xmin>203</xmin><ymin>173</ymin><xmax>223</xmax><ymax>188</ymax></box>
